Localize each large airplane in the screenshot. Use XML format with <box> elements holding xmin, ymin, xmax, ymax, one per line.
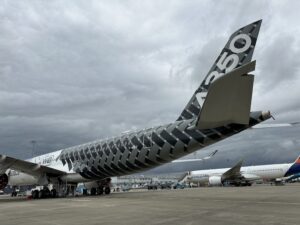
<box><xmin>187</xmin><ymin>155</ymin><xmax>300</xmax><ymax>186</ymax></box>
<box><xmin>0</xmin><ymin>20</ymin><xmax>271</xmax><ymax>198</ymax></box>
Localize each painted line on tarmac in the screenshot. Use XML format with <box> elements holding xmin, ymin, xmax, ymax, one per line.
<box><xmin>212</xmin><ymin>199</ymin><xmax>300</xmax><ymax>206</ymax></box>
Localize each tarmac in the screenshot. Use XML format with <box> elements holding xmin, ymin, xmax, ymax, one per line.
<box><xmin>1</xmin><ymin>184</ymin><xmax>300</xmax><ymax>225</ymax></box>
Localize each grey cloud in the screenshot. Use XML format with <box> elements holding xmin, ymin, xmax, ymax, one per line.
<box><xmin>1</xmin><ymin>1</ymin><xmax>300</xmax><ymax>162</ymax></box>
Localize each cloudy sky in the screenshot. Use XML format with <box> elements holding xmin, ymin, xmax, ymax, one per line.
<box><xmin>1</xmin><ymin>0</ymin><xmax>300</xmax><ymax>160</ymax></box>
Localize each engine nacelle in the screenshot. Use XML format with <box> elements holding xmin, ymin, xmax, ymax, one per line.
<box><xmin>0</xmin><ymin>174</ymin><xmax>8</xmax><ymax>190</ymax></box>
<box><xmin>208</xmin><ymin>176</ymin><xmax>222</xmax><ymax>186</ymax></box>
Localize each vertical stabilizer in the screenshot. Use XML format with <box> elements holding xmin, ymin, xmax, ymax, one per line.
<box><xmin>177</xmin><ymin>20</ymin><xmax>262</xmax><ymax>121</ymax></box>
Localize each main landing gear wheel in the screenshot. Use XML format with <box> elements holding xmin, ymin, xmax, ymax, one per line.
<box><xmin>50</xmin><ymin>189</ymin><xmax>57</xmax><ymax>198</ymax></box>
<box><xmin>91</xmin><ymin>187</ymin><xmax>97</xmax><ymax>196</ymax></box>
<box><xmin>97</xmin><ymin>186</ymin><xmax>104</xmax><ymax>195</ymax></box>
<box><xmin>32</xmin><ymin>190</ymin><xmax>39</xmax><ymax>199</ymax></box>
<box><xmin>38</xmin><ymin>190</ymin><xmax>44</xmax><ymax>199</ymax></box>
<box><xmin>104</xmin><ymin>187</ymin><xmax>111</xmax><ymax>195</ymax></box>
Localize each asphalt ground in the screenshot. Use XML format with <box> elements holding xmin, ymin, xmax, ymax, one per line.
<box><xmin>1</xmin><ymin>184</ymin><xmax>300</xmax><ymax>225</ymax></box>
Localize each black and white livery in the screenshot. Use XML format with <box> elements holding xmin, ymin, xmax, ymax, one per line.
<box><xmin>0</xmin><ymin>20</ymin><xmax>271</xmax><ymax>197</ymax></box>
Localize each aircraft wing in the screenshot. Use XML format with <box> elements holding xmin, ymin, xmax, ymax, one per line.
<box><xmin>221</xmin><ymin>160</ymin><xmax>243</xmax><ymax>181</ymax></box>
<box><xmin>172</xmin><ymin>150</ymin><xmax>218</xmax><ymax>163</ymax></box>
<box><xmin>0</xmin><ymin>154</ymin><xmax>65</xmax><ymax>177</ymax></box>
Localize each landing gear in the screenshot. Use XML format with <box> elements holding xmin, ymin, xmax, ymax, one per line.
<box><xmin>88</xmin><ymin>178</ymin><xmax>111</xmax><ymax>196</ymax></box>
<box><xmin>11</xmin><ymin>186</ymin><xmax>18</xmax><ymax>197</ymax></box>
<box><xmin>90</xmin><ymin>187</ymin><xmax>97</xmax><ymax>196</ymax></box>
<box><xmin>90</xmin><ymin>186</ymin><xmax>110</xmax><ymax>195</ymax></box>
<box><xmin>97</xmin><ymin>186</ymin><xmax>104</xmax><ymax>195</ymax></box>
<box><xmin>50</xmin><ymin>189</ymin><xmax>57</xmax><ymax>198</ymax></box>
<box><xmin>32</xmin><ymin>190</ymin><xmax>39</xmax><ymax>199</ymax></box>
<box><xmin>31</xmin><ymin>188</ymin><xmax>57</xmax><ymax>199</ymax></box>
<box><xmin>104</xmin><ymin>187</ymin><xmax>111</xmax><ymax>195</ymax></box>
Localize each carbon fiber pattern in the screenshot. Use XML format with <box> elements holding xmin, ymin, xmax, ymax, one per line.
<box><xmin>58</xmin><ymin>111</ymin><xmax>266</xmax><ymax>179</ymax></box>
<box><xmin>177</xmin><ymin>20</ymin><xmax>262</xmax><ymax>121</ymax></box>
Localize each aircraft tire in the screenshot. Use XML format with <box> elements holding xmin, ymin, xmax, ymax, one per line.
<box><xmin>90</xmin><ymin>187</ymin><xmax>97</xmax><ymax>196</ymax></box>
<box><xmin>38</xmin><ymin>190</ymin><xmax>44</xmax><ymax>199</ymax></box>
<box><xmin>44</xmin><ymin>188</ymin><xmax>51</xmax><ymax>198</ymax></box>
<box><xmin>97</xmin><ymin>187</ymin><xmax>104</xmax><ymax>195</ymax></box>
<box><xmin>50</xmin><ymin>189</ymin><xmax>57</xmax><ymax>198</ymax></box>
<box><xmin>32</xmin><ymin>190</ymin><xmax>39</xmax><ymax>199</ymax></box>
<box><xmin>104</xmin><ymin>187</ymin><xmax>111</xmax><ymax>195</ymax></box>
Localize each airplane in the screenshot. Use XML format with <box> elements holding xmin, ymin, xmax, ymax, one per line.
<box><xmin>187</xmin><ymin>155</ymin><xmax>300</xmax><ymax>186</ymax></box>
<box><xmin>0</xmin><ymin>20</ymin><xmax>271</xmax><ymax>198</ymax></box>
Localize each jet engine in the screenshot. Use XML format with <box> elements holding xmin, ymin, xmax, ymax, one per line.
<box><xmin>0</xmin><ymin>174</ymin><xmax>8</xmax><ymax>190</ymax></box>
<box><xmin>208</xmin><ymin>176</ymin><xmax>223</xmax><ymax>186</ymax></box>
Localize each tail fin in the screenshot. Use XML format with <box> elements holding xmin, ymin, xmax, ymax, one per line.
<box><xmin>294</xmin><ymin>156</ymin><xmax>300</xmax><ymax>164</ymax></box>
<box><xmin>177</xmin><ymin>20</ymin><xmax>262</xmax><ymax>121</ymax></box>
<box><xmin>284</xmin><ymin>155</ymin><xmax>300</xmax><ymax>177</ymax></box>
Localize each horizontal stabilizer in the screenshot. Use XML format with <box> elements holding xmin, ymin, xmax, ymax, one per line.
<box><xmin>196</xmin><ymin>61</ymin><xmax>255</xmax><ymax>129</ymax></box>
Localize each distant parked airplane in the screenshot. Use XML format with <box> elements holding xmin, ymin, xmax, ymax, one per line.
<box><xmin>187</xmin><ymin>155</ymin><xmax>300</xmax><ymax>186</ymax></box>
<box><xmin>0</xmin><ymin>20</ymin><xmax>271</xmax><ymax>198</ymax></box>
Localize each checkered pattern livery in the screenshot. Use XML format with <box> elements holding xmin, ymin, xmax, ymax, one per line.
<box><xmin>58</xmin><ymin>111</ymin><xmax>267</xmax><ymax>179</ymax></box>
